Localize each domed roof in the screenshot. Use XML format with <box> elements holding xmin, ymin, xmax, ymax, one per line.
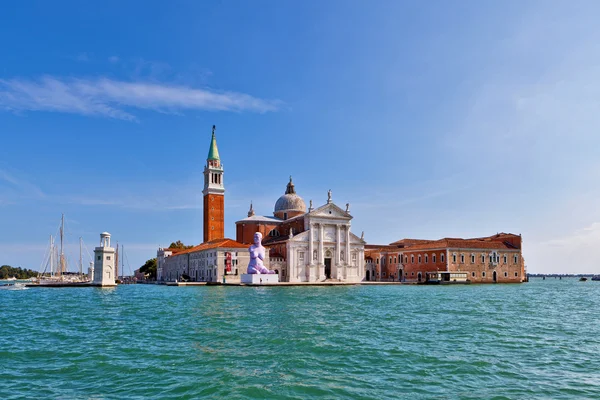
<box><xmin>274</xmin><ymin>177</ymin><xmax>306</xmax><ymax>214</ymax></box>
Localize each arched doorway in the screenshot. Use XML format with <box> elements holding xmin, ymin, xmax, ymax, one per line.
<box><xmin>493</xmin><ymin>271</ymin><xmax>497</xmax><ymax>283</ymax></box>
<box><xmin>417</xmin><ymin>272</ymin><xmax>422</xmax><ymax>282</ymax></box>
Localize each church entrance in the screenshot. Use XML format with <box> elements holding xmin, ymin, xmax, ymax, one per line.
<box><xmin>325</xmin><ymin>258</ymin><xmax>332</xmax><ymax>279</ymax></box>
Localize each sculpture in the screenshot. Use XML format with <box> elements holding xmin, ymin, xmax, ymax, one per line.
<box><xmin>247</xmin><ymin>232</ymin><xmax>276</xmax><ymax>274</ymax></box>
<box><xmin>327</xmin><ymin>189</ymin><xmax>332</xmax><ymax>203</ymax></box>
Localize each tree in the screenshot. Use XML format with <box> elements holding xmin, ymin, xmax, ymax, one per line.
<box><xmin>0</xmin><ymin>265</ymin><xmax>38</xmax><ymax>279</ymax></box>
<box><xmin>168</xmin><ymin>240</ymin><xmax>193</xmax><ymax>250</ymax></box>
<box><xmin>139</xmin><ymin>258</ymin><xmax>157</xmax><ymax>280</ymax></box>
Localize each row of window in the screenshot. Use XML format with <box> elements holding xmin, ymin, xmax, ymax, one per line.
<box><xmin>374</xmin><ymin>253</ymin><xmax>519</xmax><ymax>265</ymax></box>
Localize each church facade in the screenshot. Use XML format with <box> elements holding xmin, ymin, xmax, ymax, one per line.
<box><xmin>236</xmin><ymin>179</ymin><xmax>366</xmax><ymax>282</ymax></box>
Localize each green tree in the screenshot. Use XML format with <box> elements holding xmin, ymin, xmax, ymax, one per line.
<box><xmin>139</xmin><ymin>258</ymin><xmax>157</xmax><ymax>280</ymax></box>
<box><xmin>168</xmin><ymin>240</ymin><xmax>193</xmax><ymax>250</ymax></box>
<box><xmin>0</xmin><ymin>265</ymin><xmax>38</xmax><ymax>279</ymax></box>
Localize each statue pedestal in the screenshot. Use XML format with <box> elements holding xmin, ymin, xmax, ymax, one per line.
<box><xmin>241</xmin><ymin>274</ymin><xmax>279</xmax><ymax>284</ymax></box>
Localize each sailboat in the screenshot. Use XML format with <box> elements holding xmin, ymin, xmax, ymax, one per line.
<box><xmin>33</xmin><ymin>214</ymin><xmax>91</xmax><ymax>286</ymax></box>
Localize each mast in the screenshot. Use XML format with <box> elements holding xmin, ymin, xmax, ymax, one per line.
<box><xmin>115</xmin><ymin>241</ymin><xmax>119</xmax><ymax>282</ymax></box>
<box><xmin>79</xmin><ymin>237</ymin><xmax>83</xmax><ymax>276</ymax></box>
<box><xmin>59</xmin><ymin>213</ymin><xmax>65</xmax><ymax>276</ymax></box>
<box><xmin>50</xmin><ymin>235</ymin><xmax>54</xmax><ymax>277</ymax></box>
<box><xmin>122</xmin><ymin>244</ymin><xmax>125</xmax><ymax>278</ymax></box>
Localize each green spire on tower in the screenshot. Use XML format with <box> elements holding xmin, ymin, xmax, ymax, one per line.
<box><xmin>207</xmin><ymin>125</ymin><xmax>220</xmax><ymax>160</ymax></box>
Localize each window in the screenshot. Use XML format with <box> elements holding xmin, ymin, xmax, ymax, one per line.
<box><xmin>452</xmin><ymin>254</ymin><xmax>456</xmax><ymax>263</ymax></box>
<box><xmin>376</xmin><ymin>258</ymin><xmax>379</xmax><ymax>265</ymax></box>
<box><xmin>441</xmin><ymin>253</ymin><xmax>445</xmax><ymax>263</ymax></box>
<box><xmin>418</xmin><ymin>255</ymin><xmax>422</xmax><ymax>263</ymax></box>
<box><xmin>514</xmin><ymin>255</ymin><xmax>518</xmax><ymax>264</ymax></box>
<box><xmin>471</xmin><ymin>255</ymin><xmax>475</xmax><ymax>263</ymax></box>
<box><xmin>405</xmin><ymin>256</ymin><xmax>408</xmax><ymax>263</ymax></box>
<box><xmin>433</xmin><ymin>255</ymin><xmax>436</xmax><ymax>263</ymax></box>
<box><xmin>482</xmin><ymin>272</ymin><xmax>486</xmax><ymax>277</ymax></box>
<box><xmin>394</xmin><ymin>257</ymin><xmax>397</xmax><ymax>264</ymax></box>
<box><xmin>283</xmin><ymin>212</ymin><xmax>288</xmax><ymax>219</ymax></box>
<box><xmin>382</xmin><ymin>272</ymin><xmax>386</xmax><ymax>277</ymax></box>
<box><xmin>425</xmin><ymin>255</ymin><xmax>428</xmax><ymax>263</ymax></box>
<box><xmin>504</xmin><ymin>271</ymin><xmax>508</xmax><ymax>277</ymax></box>
<box><xmin>299</xmin><ymin>252</ymin><xmax>304</xmax><ymax>261</ymax></box>
<box><xmin>515</xmin><ymin>272</ymin><xmax>518</xmax><ymax>277</ymax></box>
<box><xmin>482</xmin><ymin>255</ymin><xmax>485</xmax><ymax>263</ymax></box>
<box><xmin>472</xmin><ymin>272</ymin><xmax>476</xmax><ymax>277</ymax></box>
<box><xmin>460</xmin><ymin>254</ymin><xmax>464</xmax><ymax>263</ymax></box>
<box><xmin>97</xmin><ymin>256</ymin><xmax>101</xmax><ymax>260</ymax></box>
<box><xmin>411</xmin><ymin>255</ymin><xmax>414</xmax><ymax>263</ymax></box>
<box><xmin>503</xmin><ymin>255</ymin><xmax>507</xmax><ymax>264</ymax></box>
<box><xmin>411</xmin><ymin>272</ymin><xmax>414</xmax><ymax>276</ymax></box>
<box><xmin>107</xmin><ymin>256</ymin><xmax>111</xmax><ymax>260</ymax></box>
<box><xmin>389</xmin><ymin>257</ymin><xmax>392</xmax><ymax>264</ymax></box>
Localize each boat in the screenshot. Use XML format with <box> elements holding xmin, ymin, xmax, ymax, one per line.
<box><xmin>579</xmin><ymin>277</ymin><xmax>588</xmax><ymax>281</ymax></box>
<box><xmin>33</xmin><ymin>214</ymin><xmax>91</xmax><ymax>286</ymax></box>
<box><xmin>591</xmin><ymin>276</ymin><xmax>600</xmax><ymax>281</ymax></box>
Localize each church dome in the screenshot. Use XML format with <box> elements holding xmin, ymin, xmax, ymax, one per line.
<box><xmin>274</xmin><ymin>177</ymin><xmax>306</xmax><ymax>219</ymax></box>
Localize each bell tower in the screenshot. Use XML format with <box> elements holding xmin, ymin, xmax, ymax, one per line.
<box><xmin>203</xmin><ymin>125</ymin><xmax>225</xmax><ymax>242</ymax></box>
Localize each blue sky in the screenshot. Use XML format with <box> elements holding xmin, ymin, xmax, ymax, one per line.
<box><xmin>1</xmin><ymin>1</ymin><xmax>599</xmax><ymax>274</ymax></box>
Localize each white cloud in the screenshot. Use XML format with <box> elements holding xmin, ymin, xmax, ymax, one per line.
<box><xmin>0</xmin><ymin>76</ymin><xmax>281</xmax><ymax>121</ymax></box>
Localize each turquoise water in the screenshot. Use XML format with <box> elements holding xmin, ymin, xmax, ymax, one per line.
<box><xmin>2</xmin><ymin>279</ymin><xmax>600</xmax><ymax>399</ymax></box>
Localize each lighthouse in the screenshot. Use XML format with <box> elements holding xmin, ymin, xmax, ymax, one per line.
<box><xmin>93</xmin><ymin>232</ymin><xmax>117</xmax><ymax>287</ymax></box>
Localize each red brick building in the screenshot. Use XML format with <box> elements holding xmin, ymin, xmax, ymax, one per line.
<box><xmin>367</xmin><ymin>233</ymin><xmax>526</xmax><ymax>283</ymax></box>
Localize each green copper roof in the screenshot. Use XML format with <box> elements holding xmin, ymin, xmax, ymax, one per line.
<box><xmin>207</xmin><ymin>126</ymin><xmax>220</xmax><ymax>160</ymax></box>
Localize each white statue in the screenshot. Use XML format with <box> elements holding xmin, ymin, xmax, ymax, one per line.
<box><xmin>247</xmin><ymin>232</ymin><xmax>275</xmax><ymax>274</ymax></box>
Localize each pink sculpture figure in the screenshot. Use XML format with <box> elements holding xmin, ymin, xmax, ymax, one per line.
<box><xmin>247</xmin><ymin>232</ymin><xmax>275</xmax><ymax>274</ymax></box>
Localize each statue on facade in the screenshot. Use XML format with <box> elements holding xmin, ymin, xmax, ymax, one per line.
<box><xmin>327</xmin><ymin>189</ymin><xmax>332</xmax><ymax>203</ymax></box>
<box><xmin>247</xmin><ymin>232</ymin><xmax>276</xmax><ymax>274</ymax></box>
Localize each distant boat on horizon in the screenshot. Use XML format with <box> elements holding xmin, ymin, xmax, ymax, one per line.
<box><xmin>579</xmin><ymin>277</ymin><xmax>588</xmax><ymax>281</ymax></box>
<box><xmin>591</xmin><ymin>276</ymin><xmax>600</xmax><ymax>281</ymax></box>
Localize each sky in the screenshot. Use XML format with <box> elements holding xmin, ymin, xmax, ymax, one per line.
<box><xmin>1</xmin><ymin>0</ymin><xmax>599</xmax><ymax>274</ymax></box>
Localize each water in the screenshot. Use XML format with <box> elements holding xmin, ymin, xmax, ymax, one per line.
<box><xmin>2</xmin><ymin>279</ymin><xmax>600</xmax><ymax>399</ymax></box>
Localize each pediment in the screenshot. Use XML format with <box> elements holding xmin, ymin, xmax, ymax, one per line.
<box><xmin>309</xmin><ymin>202</ymin><xmax>352</xmax><ymax>220</ymax></box>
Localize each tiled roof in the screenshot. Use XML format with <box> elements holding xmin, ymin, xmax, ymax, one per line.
<box><xmin>172</xmin><ymin>238</ymin><xmax>248</xmax><ymax>256</ymax></box>
<box><xmin>390</xmin><ymin>233</ymin><xmax>521</xmax><ymax>251</ymax></box>
<box><xmin>235</xmin><ymin>215</ymin><xmax>283</xmax><ymax>224</ymax></box>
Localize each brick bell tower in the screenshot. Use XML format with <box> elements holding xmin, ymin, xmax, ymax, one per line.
<box><xmin>203</xmin><ymin>125</ymin><xmax>225</xmax><ymax>242</ymax></box>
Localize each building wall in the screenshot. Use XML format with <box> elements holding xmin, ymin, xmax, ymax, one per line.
<box><xmin>236</xmin><ymin>222</ymin><xmax>280</xmax><ymax>245</ymax></box>
<box><xmin>160</xmin><ymin>246</ymin><xmax>252</xmax><ymax>283</ymax></box>
<box><xmin>446</xmin><ymin>249</ymin><xmax>525</xmax><ymax>283</ymax></box>
<box><xmin>401</xmin><ymin>249</ymin><xmax>448</xmax><ymax>282</ymax></box>
<box><xmin>204</xmin><ymin>193</ymin><xmax>225</xmax><ymax>242</ymax></box>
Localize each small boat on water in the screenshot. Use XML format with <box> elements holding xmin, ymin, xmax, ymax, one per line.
<box><xmin>591</xmin><ymin>276</ymin><xmax>600</xmax><ymax>281</ymax></box>
<box><xmin>579</xmin><ymin>277</ymin><xmax>588</xmax><ymax>281</ymax></box>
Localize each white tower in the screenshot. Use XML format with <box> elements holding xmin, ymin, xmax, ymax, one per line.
<box><xmin>93</xmin><ymin>232</ymin><xmax>116</xmax><ymax>287</ymax></box>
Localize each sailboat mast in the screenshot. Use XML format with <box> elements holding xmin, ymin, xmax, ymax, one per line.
<box><xmin>79</xmin><ymin>237</ymin><xmax>83</xmax><ymax>276</ymax></box>
<box><xmin>59</xmin><ymin>213</ymin><xmax>65</xmax><ymax>276</ymax></box>
<box><xmin>115</xmin><ymin>241</ymin><xmax>119</xmax><ymax>282</ymax></box>
<box><xmin>50</xmin><ymin>235</ymin><xmax>54</xmax><ymax>277</ymax></box>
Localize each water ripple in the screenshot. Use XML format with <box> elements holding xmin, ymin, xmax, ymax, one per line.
<box><xmin>1</xmin><ymin>279</ymin><xmax>600</xmax><ymax>399</ymax></box>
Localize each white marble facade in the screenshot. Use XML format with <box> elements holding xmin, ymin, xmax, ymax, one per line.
<box><xmin>284</xmin><ymin>202</ymin><xmax>365</xmax><ymax>282</ymax></box>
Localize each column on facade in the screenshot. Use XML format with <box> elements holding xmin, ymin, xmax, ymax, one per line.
<box><xmin>289</xmin><ymin>245</ymin><xmax>295</xmax><ymax>281</ymax></box>
<box><xmin>308</xmin><ymin>224</ymin><xmax>314</xmax><ymax>265</ymax></box>
<box><xmin>335</xmin><ymin>224</ymin><xmax>341</xmax><ymax>265</ymax></box>
<box><xmin>345</xmin><ymin>225</ymin><xmax>351</xmax><ymax>266</ymax></box>
<box><xmin>318</xmin><ymin>224</ymin><xmax>324</xmax><ymax>264</ymax></box>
